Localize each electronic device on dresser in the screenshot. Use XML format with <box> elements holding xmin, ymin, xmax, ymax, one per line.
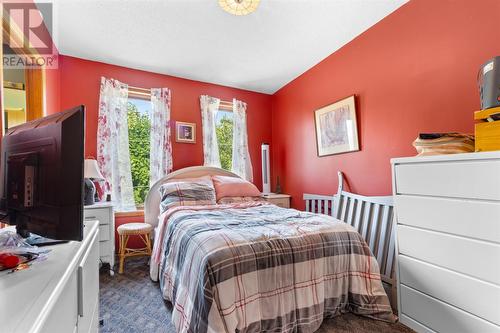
<box><xmin>478</xmin><ymin>56</ymin><xmax>500</xmax><ymax>110</ymax></box>
<box><xmin>0</xmin><ymin>106</ymin><xmax>85</xmax><ymax>245</ymax></box>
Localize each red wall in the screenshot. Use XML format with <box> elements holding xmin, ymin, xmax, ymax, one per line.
<box><xmin>58</xmin><ymin>55</ymin><xmax>272</xmax><ymax>185</ymax></box>
<box><xmin>271</xmin><ymin>0</ymin><xmax>500</xmax><ymax>209</ymax></box>
<box><xmin>45</xmin><ymin>66</ymin><xmax>60</xmax><ymax>113</ymax></box>
<box><xmin>57</xmin><ymin>56</ymin><xmax>272</xmax><ymax>249</ymax></box>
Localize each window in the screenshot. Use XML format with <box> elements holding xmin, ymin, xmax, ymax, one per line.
<box><xmin>216</xmin><ymin>110</ymin><xmax>234</xmax><ymax>171</ymax></box>
<box><xmin>127</xmin><ymin>98</ymin><xmax>151</xmax><ymax>207</ymax></box>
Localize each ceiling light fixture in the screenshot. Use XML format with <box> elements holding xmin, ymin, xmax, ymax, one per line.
<box><xmin>219</xmin><ymin>0</ymin><xmax>260</xmax><ymax>16</ymax></box>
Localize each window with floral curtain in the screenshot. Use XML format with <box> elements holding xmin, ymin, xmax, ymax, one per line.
<box><xmin>201</xmin><ymin>96</ymin><xmax>253</xmax><ymax>181</ymax></box>
<box><xmin>150</xmin><ymin>88</ymin><xmax>173</xmax><ymax>185</ymax></box>
<box><xmin>231</xmin><ymin>99</ymin><xmax>253</xmax><ymax>181</ymax></box>
<box><xmin>200</xmin><ymin>95</ymin><xmax>221</xmax><ymax>167</ymax></box>
<box><xmin>97</xmin><ymin>77</ymin><xmax>172</xmax><ymax>211</ymax></box>
<box><xmin>97</xmin><ymin>77</ymin><xmax>136</xmax><ymax>211</ymax></box>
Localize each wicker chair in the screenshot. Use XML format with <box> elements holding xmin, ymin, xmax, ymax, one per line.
<box><xmin>117</xmin><ymin>223</ymin><xmax>153</xmax><ymax>274</ymax></box>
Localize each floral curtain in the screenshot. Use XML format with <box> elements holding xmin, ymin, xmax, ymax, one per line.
<box><xmin>150</xmin><ymin>88</ymin><xmax>173</xmax><ymax>186</ymax></box>
<box><xmin>232</xmin><ymin>99</ymin><xmax>253</xmax><ymax>181</ymax></box>
<box><xmin>200</xmin><ymin>95</ymin><xmax>221</xmax><ymax>167</ymax></box>
<box><xmin>97</xmin><ymin>77</ymin><xmax>136</xmax><ymax>211</ymax></box>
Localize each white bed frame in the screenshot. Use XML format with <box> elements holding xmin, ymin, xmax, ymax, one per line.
<box><xmin>145</xmin><ymin>167</ymin><xmax>397</xmax><ymax>311</ymax></box>
<box><xmin>303</xmin><ymin>171</ymin><xmax>397</xmax><ymax>311</ymax></box>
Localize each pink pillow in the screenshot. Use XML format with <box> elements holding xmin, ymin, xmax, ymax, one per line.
<box><xmin>212</xmin><ymin>175</ymin><xmax>260</xmax><ymax>201</ymax></box>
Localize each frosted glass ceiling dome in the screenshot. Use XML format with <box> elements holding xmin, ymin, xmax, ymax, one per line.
<box><xmin>219</xmin><ymin>0</ymin><xmax>260</xmax><ymax>16</ymax></box>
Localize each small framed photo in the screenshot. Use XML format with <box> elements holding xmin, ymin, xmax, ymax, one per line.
<box><xmin>314</xmin><ymin>95</ymin><xmax>359</xmax><ymax>157</ymax></box>
<box><xmin>176</xmin><ymin>121</ymin><xmax>196</xmax><ymax>143</ymax></box>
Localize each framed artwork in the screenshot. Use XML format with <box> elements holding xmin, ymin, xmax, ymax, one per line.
<box><xmin>176</xmin><ymin>121</ymin><xmax>196</xmax><ymax>143</ymax></box>
<box><xmin>314</xmin><ymin>95</ymin><xmax>359</xmax><ymax>156</ymax></box>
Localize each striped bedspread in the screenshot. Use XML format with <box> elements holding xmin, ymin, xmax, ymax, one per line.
<box><xmin>153</xmin><ymin>202</ymin><xmax>396</xmax><ymax>333</ymax></box>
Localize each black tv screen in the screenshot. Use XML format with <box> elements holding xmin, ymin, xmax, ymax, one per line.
<box><xmin>0</xmin><ymin>106</ymin><xmax>85</xmax><ymax>242</ymax></box>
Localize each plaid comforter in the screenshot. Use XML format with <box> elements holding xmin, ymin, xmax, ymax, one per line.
<box><xmin>153</xmin><ymin>202</ymin><xmax>395</xmax><ymax>333</ymax></box>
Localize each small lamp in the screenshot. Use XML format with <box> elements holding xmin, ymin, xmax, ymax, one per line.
<box><xmin>84</xmin><ymin>159</ymin><xmax>104</xmax><ymax>206</ymax></box>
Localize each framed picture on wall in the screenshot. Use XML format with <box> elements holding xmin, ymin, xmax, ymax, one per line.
<box><xmin>314</xmin><ymin>95</ymin><xmax>359</xmax><ymax>156</ymax></box>
<box><xmin>176</xmin><ymin>121</ymin><xmax>196</xmax><ymax>143</ymax></box>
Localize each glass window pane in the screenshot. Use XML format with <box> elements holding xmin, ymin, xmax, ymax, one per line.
<box><xmin>216</xmin><ymin>110</ymin><xmax>234</xmax><ymax>171</ymax></box>
<box><xmin>127</xmin><ymin>98</ymin><xmax>151</xmax><ymax>207</ymax></box>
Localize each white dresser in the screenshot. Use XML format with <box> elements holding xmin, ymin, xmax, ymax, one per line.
<box><xmin>391</xmin><ymin>152</ymin><xmax>500</xmax><ymax>333</ymax></box>
<box><xmin>0</xmin><ymin>220</ymin><xmax>100</xmax><ymax>333</ymax></box>
<box><xmin>84</xmin><ymin>202</ymin><xmax>115</xmax><ymax>275</ymax></box>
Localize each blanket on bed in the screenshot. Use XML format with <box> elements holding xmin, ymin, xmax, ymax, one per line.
<box><xmin>153</xmin><ymin>202</ymin><xmax>396</xmax><ymax>333</ymax></box>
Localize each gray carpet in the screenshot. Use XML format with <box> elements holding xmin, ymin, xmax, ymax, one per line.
<box><xmin>99</xmin><ymin>258</ymin><xmax>414</xmax><ymax>333</ymax></box>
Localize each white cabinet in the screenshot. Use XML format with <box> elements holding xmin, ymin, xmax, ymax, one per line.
<box><xmin>392</xmin><ymin>152</ymin><xmax>500</xmax><ymax>333</ymax></box>
<box><xmin>84</xmin><ymin>202</ymin><xmax>115</xmax><ymax>275</ymax></box>
<box><xmin>0</xmin><ymin>220</ymin><xmax>100</xmax><ymax>333</ymax></box>
<box><xmin>77</xmin><ymin>228</ymin><xmax>100</xmax><ymax>333</ymax></box>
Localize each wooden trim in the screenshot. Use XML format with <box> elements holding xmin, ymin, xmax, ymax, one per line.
<box><xmin>129</xmin><ymin>86</ymin><xmax>150</xmax><ymax>93</ymax></box>
<box><xmin>128</xmin><ymin>86</ymin><xmax>151</xmax><ymax>100</ymax></box>
<box><xmin>25</xmin><ymin>68</ymin><xmax>44</xmax><ymax>121</ymax></box>
<box><xmin>3</xmin><ymin>81</ymin><xmax>24</xmax><ymax>90</ymax></box>
<box><xmin>115</xmin><ymin>210</ymin><xmax>145</xmax><ymax>218</ymax></box>
<box><xmin>219</xmin><ymin>100</ymin><xmax>233</xmax><ymax>111</ymax></box>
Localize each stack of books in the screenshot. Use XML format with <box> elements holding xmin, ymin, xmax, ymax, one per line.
<box><xmin>413</xmin><ymin>133</ymin><xmax>475</xmax><ymax>156</ymax></box>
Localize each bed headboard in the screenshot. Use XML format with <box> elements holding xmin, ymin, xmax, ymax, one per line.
<box><xmin>144</xmin><ymin>166</ymin><xmax>240</xmax><ymax>228</ymax></box>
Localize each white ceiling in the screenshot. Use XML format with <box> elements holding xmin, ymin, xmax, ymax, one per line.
<box><xmin>52</xmin><ymin>0</ymin><xmax>407</xmax><ymax>94</ymax></box>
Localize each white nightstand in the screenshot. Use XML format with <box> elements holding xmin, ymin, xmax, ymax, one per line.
<box><xmin>84</xmin><ymin>202</ymin><xmax>115</xmax><ymax>275</ymax></box>
<box><xmin>261</xmin><ymin>193</ymin><xmax>291</xmax><ymax>208</ymax></box>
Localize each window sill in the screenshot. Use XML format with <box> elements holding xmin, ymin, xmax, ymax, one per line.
<box><xmin>115</xmin><ymin>210</ymin><xmax>144</xmax><ymax>218</ymax></box>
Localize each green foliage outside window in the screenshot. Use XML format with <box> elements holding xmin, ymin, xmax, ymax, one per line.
<box><xmin>216</xmin><ymin>114</ymin><xmax>233</xmax><ymax>171</ymax></box>
<box><xmin>127</xmin><ymin>101</ymin><xmax>150</xmax><ymax>206</ymax></box>
<box><xmin>127</xmin><ymin>105</ymin><xmax>232</xmax><ymax>206</ymax></box>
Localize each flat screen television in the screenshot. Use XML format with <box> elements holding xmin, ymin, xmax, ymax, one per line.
<box><xmin>0</xmin><ymin>106</ymin><xmax>85</xmax><ymax>245</ymax></box>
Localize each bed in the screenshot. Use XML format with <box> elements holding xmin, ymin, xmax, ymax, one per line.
<box><xmin>145</xmin><ymin>166</ymin><xmax>396</xmax><ymax>333</ymax></box>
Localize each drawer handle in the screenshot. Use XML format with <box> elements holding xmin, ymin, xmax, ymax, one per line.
<box><xmin>77</xmin><ymin>266</ymin><xmax>84</xmax><ymax>316</ymax></box>
<box><xmin>85</xmin><ymin>216</ymin><xmax>97</xmax><ymax>220</ymax></box>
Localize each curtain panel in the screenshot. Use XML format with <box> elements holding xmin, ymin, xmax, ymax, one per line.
<box><xmin>232</xmin><ymin>99</ymin><xmax>253</xmax><ymax>181</ymax></box>
<box><xmin>150</xmin><ymin>88</ymin><xmax>173</xmax><ymax>186</ymax></box>
<box><xmin>200</xmin><ymin>95</ymin><xmax>221</xmax><ymax>167</ymax></box>
<box><xmin>97</xmin><ymin>77</ymin><xmax>136</xmax><ymax>211</ymax></box>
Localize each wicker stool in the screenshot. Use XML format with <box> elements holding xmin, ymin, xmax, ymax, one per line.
<box><xmin>117</xmin><ymin>222</ymin><xmax>153</xmax><ymax>274</ymax></box>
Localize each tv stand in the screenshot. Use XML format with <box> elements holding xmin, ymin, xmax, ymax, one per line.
<box><xmin>24</xmin><ymin>233</ymin><xmax>68</xmax><ymax>246</ymax></box>
<box><xmin>1</xmin><ymin>220</ymin><xmax>99</xmax><ymax>333</ymax></box>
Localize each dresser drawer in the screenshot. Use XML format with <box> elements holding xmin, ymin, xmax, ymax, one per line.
<box><xmin>99</xmin><ymin>240</ymin><xmax>111</xmax><ymax>257</ymax></box>
<box><xmin>399</xmin><ymin>255</ymin><xmax>500</xmax><ymax>325</ymax></box>
<box><xmin>394</xmin><ymin>160</ymin><xmax>500</xmax><ymax>200</ymax></box>
<box><xmin>400</xmin><ymin>285</ymin><xmax>500</xmax><ymax>333</ymax></box>
<box><xmin>77</xmin><ymin>229</ymin><xmax>100</xmax><ymax>333</ymax></box>
<box><xmin>39</xmin><ymin>271</ymin><xmax>79</xmax><ymax>332</ymax></box>
<box><xmin>395</xmin><ymin>195</ymin><xmax>500</xmax><ymax>243</ymax></box>
<box><xmin>398</xmin><ymin>225</ymin><xmax>500</xmax><ymax>284</ymax></box>
<box><xmin>84</xmin><ymin>207</ymin><xmax>111</xmax><ymax>225</ymax></box>
<box><xmin>99</xmin><ymin>224</ymin><xmax>110</xmax><ymax>241</ymax></box>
